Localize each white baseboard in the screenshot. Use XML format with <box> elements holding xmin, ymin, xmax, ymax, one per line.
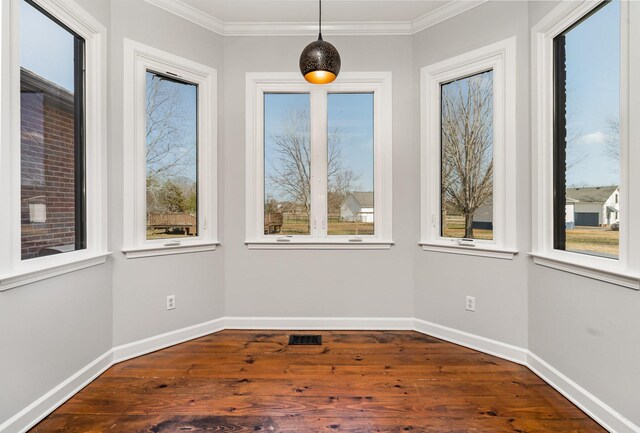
<box><xmin>410</xmin><ymin>318</ymin><xmax>639</xmax><ymax>433</ymax></box>
<box><xmin>527</xmin><ymin>352</ymin><xmax>640</xmax><ymax>433</ymax></box>
<box><xmin>0</xmin><ymin>317</ymin><xmax>225</xmax><ymax>433</ymax></box>
<box><xmin>0</xmin><ymin>350</ymin><xmax>113</xmax><ymax>433</ymax></box>
<box><xmin>412</xmin><ymin>318</ymin><xmax>529</xmax><ymax>365</ymax></box>
<box><xmin>112</xmin><ymin>317</ymin><xmax>226</xmax><ymax>363</ymax></box>
<box><xmin>224</xmin><ymin>316</ymin><xmax>414</xmax><ymax>330</ymax></box>
<box><xmin>3</xmin><ymin>316</ymin><xmax>638</xmax><ymax>433</ymax></box>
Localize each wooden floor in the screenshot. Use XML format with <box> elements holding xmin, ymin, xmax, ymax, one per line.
<box><xmin>31</xmin><ymin>330</ymin><xmax>606</xmax><ymax>432</ymax></box>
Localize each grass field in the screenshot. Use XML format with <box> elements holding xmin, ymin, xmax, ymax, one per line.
<box><xmin>277</xmin><ymin>215</ymin><xmax>374</xmax><ymax>236</ymax></box>
<box><xmin>146</xmin><ymin>229</ymin><xmax>196</xmax><ymax>240</ymax></box>
<box><xmin>442</xmin><ymin>215</ymin><xmax>493</xmax><ymax>240</ymax></box>
<box><xmin>566</xmin><ymin>227</ymin><xmax>619</xmax><ymax>257</ymax></box>
<box><xmin>443</xmin><ymin>215</ymin><xmax>618</xmax><ymax>257</ymax></box>
<box><xmin>150</xmin><ymin>216</ymin><xmax>619</xmax><ymax>257</ymax></box>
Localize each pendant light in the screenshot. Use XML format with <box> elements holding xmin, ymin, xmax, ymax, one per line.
<box><xmin>299</xmin><ymin>0</ymin><xmax>341</xmax><ymax>84</ymax></box>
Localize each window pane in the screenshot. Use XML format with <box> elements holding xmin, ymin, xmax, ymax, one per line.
<box><xmin>440</xmin><ymin>70</ymin><xmax>494</xmax><ymax>240</ymax></box>
<box><xmin>555</xmin><ymin>0</ymin><xmax>620</xmax><ymax>258</ymax></box>
<box><xmin>327</xmin><ymin>93</ymin><xmax>374</xmax><ymax>236</ymax></box>
<box><xmin>145</xmin><ymin>72</ymin><xmax>198</xmax><ymax>240</ymax></box>
<box><xmin>20</xmin><ymin>0</ymin><xmax>85</xmax><ymax>260</ymax></box>
<box><xmin>264</xmin><ymin>93</ymin><xmax>311</xmax><ymax>235</ymax></box>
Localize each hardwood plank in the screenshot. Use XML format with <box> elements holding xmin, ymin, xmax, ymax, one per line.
<box><xmin>29</xmin><ymin>330</ymin><xmax>606</xmax><ymax>433</ymax></box>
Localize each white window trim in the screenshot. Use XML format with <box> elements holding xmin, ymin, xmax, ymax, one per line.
<box><xmin>419</xmin><ymin>37</ymin><xmax>518</xmax><ymax>260</ymax></box>
<box><xmin>0</xmin><ymin>0</ymin><xmax>109</xmax><ymax>291</ymax></box>
<box><xmin>245</xmin><ymin>72</ymin><xmax>393</xmax><ymax>250</ymax></box>
<box><xmin>531</xmin><ymin>1</ymin><xmax>639</xmax><ymax>290</ymax></box>
<box><xmin>122</xmin><ymin>39</ymin><xmax>218</xmax><ymax>259</ymax></box>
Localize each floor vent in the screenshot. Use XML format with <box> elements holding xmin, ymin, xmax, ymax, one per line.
<box><xmin>288</xmin><ymin>334</ymin><xmax>322</xmax><ymax>345</ymax></box>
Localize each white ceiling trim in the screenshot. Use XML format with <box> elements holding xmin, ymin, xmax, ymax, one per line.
<box><xmin>144</xmin><ymin>0</ymin><xmax>225</xmax><ymax>34</ymax></box>
<box><xmin>143</xmin><ymin>0</ymin><xmax>488</xmax><ymax>37</ymax></box>
<box><xmin>412</xmin><ymin>0</ymin><xmax>488</xmax><ymax>32</ymax></box>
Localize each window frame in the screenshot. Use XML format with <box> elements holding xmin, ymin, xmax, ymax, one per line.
<box><xmin>531</xmin><ymin>0</ymin><xmax>639</xmax><ymax>290</ymax></box>
<box><xmin>419</xmin><ymin>38</ymin><xmax>517</xmax><ymax>260</ymax></box>
<box><xmin>122</xmin><ymin>39</ymin><xmax>218</xmax><ymax>259</ymax></box>
<box><xmin>0</xmin><ymin>0</ymin><xmax>108</xmax><ymax>291</ymax></box>
<box><xmin>245</xmin><ymin>72</ymin><xmax>393</xmax><ymax>250</ymax></box>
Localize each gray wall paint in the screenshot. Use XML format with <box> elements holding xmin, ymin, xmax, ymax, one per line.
<box><xmin>526</xmin><ymin>0</ymin><xmax>640</xmax><ymax>426</ymax></box>
<box><xmin>3</xmin><ymin>0</ymin><xmax>639</xmax><ymax>430</ymax></box>
<box><xmin>412</xmin><ymin>1</ymin><xmax>531</xmax><ymax>348</ymax></box>
<box><xmin>0</xmin><ymin>265</ymin><xmax>113</xmax><ymax>423</ymax></box>
<box><xmin>528</xmin><ymin>266</ymin><xmax>640</xmax><ymax>426</ymax></box>
<box><xmin>109</xmin><ymin>0</ymin><xmax>226</xmax><ymax>346</ymax></box>
<box><xmin>222</xmin><ymin>35</ymin><xmax>416</xmax><ymax>318</ymax></box>
<box><xmin>0</xmin><ymin>0</ymin><xmax>112</xmax><ymax>423</ymax></box>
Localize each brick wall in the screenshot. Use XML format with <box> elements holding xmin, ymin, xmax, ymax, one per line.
<box><xmin>20</xmin><ymin>69</ymin><xmax>78</xmax><ymax>260</ymax></box>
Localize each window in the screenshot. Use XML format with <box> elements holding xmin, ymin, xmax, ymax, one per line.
<box><xmin>532</xmin><ymin>0</ymin><xmax>638</xmax><ymax>289</ymax></box>
<box><xmin>122</xmin><ymin>39</ymin><xmax>218</xmax><ymax>258</ymax></box>
<box><xmin>246</xmin><ymin>73</ymin><xmax>392</xmax><ymax>249</ymax></box>
<box><xmin>553</xmin><ymin>1</ymin><xmax>620</xmax><ymax>259</ymax></box>
<box><xmin>145</xmin><ymin>71</ymin><xmax>198</xmax><ymax>240</ymax></box>
<box><xmin>440</xmin><ymin>70</ymin><xmax>494</xmax><ymax>242</ymax></box>
<box><xmin>20</xmin><ymin>0</ymin><xmax>85</xmax><ymax>260</ymax></box>
<box><xmin>420</xmin><ymin>38</ymin><xmax>517</xmax><ymax>260</ymax></box>
<box><xmin>0</xmin><ymin>0</ymin><xmax>107</xmax><ymax>290</ymax></box>
<box><xmin>264</xmin><ymin>93</ymin><xmax>311</xmax><ymax>236</ymax></box>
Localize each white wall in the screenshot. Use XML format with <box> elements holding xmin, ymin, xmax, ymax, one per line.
<box><xmin>222</xmin><ymin>35</ymin><xmax>416</xmax><ymax>318</ymax></box>
<box><xmin>0</xmin><ymin>0</ymin><xmax>112</xmax><ymax>424</ymax></box>
<box><xmin>412</xmin><ymin>1</ymin><xmax>531</xmax><ymax>348</ymax></box>
<box><xmin>108</xmin><ymin>0</ymin><xmax>226</xmax><ymax>346</ymax></box>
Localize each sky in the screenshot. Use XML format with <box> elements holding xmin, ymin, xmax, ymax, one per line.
<box><xmin>564</xmin><ymin>0</ymin><xmax>620</xmax><ymax>187</ymax></box>
<box><xmin>264</xmin><ymin>92</ymin><xmax>374</xmax><ymax>204</ymax></box>
<box><xmin>20</xmin><ymin>0</ymin><xmax>620</xmax><ymax>191</ymax></box>
<box><xmin>145</xmin><ymin>72</ymin><xmax>198</xmax><ymax>183</ymax></box>
<box><xmin>20</xmin><ymin>0</ymin><xmax>76</xmax><ymax>92</ymax></box>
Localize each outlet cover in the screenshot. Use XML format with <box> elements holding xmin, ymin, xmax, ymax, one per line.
<box><xmin>167</xmin><ymin>295</ymin><xmax>176</xmax><ymax>310</ymax></box>
<box><xmin>465</xmin><ymin>296</ymin><xmax>476</xmax><ymax>312</ymax></box>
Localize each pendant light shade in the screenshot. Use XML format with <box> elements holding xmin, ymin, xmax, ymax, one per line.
<box><xmin>299</xmin><ymin>0</ymin><xmax>341</xmax><ymax>84</ymax></box>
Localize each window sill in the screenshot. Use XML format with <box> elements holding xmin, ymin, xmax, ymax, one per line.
<box><xmin>419</xmin><ymin>241</ymin><xmax>518</xmax><ymax>260</ymax></box>
<box><xmin>528</xmin><ymin>253</ymin><xmax>639</xmax><ymax>290</ymax></box>
<box><xmin>246</xmin><ymin>239</ymin><xmax>393</xmax><ymax>250</ymax></box>
<box><xmin>0</xmin><ymin>252</ymin><xmax>111</xmax><ymax>292</ymax></box>
<box><xmin>122</xmin><ymin>242</ymin><xmax>219</xmax><ymax>259</ymax></box>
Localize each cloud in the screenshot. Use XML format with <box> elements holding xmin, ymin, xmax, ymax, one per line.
<box><xmin>579</xmin><ymin>131</ymin><xmax>607</xmax><ymax>145</ymax></box>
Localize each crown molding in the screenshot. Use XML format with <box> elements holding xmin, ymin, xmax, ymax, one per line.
<box><xmin>223</xmin><ymin>21</ymin><xmax>414</xmax><ymax>37</ymax></box>
<box><xmin>143</xmin><ymin>0</ymin><xmax>225</xmax><ymax>34</ymax></box>
<box><xmin>411</xmin><ymin>0</ymin><xmax>488</xmax><ymax>33</ymax></box>
<box><xmin>143</xmin><ymin>0</ymin><xmax>488</xmax><ymax>37</ymax></box>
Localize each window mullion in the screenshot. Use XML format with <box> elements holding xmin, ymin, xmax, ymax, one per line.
<box><xmin>310</xmin><ymin>88</ymin><xmax>328</xmax><ymax>238</ymax></box>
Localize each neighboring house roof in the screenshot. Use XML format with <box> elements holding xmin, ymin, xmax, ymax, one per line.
<box><xmin>21</xmin><ymin>67</ymin><xmax>74</xmax><ymax>110</ymax></box>
<box><xmin>344</xmin><ymin>191</ymin><xmax>374</xmax><ymax>208</ymax></box>
<box><xmin>566</xmin><ymin>186</ymin><xmax>618</xmax><ymax>203</ymax></box>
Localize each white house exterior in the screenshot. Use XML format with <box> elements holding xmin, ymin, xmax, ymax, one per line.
<box><xmin>565</xmin><ymin>186</ymin><xmax>619</xmax><ymax>228</ymax></box>
<box><xmin>565</xmin><ymin>198</ymin><xmax>577</xmax><ymax>229</ymax></box>
<box><xmin>340</xmin><ymin>192</ymin><xmax>374</xmax><ymax>223</ymax></box>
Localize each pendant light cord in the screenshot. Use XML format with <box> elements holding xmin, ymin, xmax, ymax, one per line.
<box><xmin>318</xmin><ymin>0</ymin><xmax>323</xmax><ymax>40</ymax></box>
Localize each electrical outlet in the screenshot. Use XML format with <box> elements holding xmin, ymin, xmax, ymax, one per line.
<box><xmin>465</xmin><ymin>296</ymin><xmax>476</xmax><ymax>312</ymax></box>
<box><xmin>167</xmin><ymin>295</ymin><xmax>176</xmax><ymax>310</ymax></box>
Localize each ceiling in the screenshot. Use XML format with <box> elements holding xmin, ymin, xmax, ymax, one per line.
<box><xmin>182</xmin><ymin>1</ymin><xmax>449</xmax><ymax>23</ymax></box>
<box><xmin>144</xmin><ymin>0</ymin><xmax>487</xmax><ymax>36</ymax></box>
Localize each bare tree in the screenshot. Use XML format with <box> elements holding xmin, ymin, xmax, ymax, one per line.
<box><xmin>145</xmin><ymin>74</ymin><xmax>196</xmax><ymax>213</ymax></box>
<box><xmin>441</xmin><ymin>72</ymin><xmax>494</xmax><ymax>239</ymax></box>
<box><xmin>267</xmin><ymin>110</ymin><xmax>312</xmax><ymax>215</ymax></box>
<box><xmin>267</xmin><ymin>110</ymin><xmax>359</xmax><ymax>218</ymax></box>
<box><xmin>566</xmin><ymin>117</ymin><xmax>589</xmax><ymax>172</ymax></box>
<box><xmin>605</xmin><ymin>118</ymin><xmax>620</xmax><ymax>161</ymax></box>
